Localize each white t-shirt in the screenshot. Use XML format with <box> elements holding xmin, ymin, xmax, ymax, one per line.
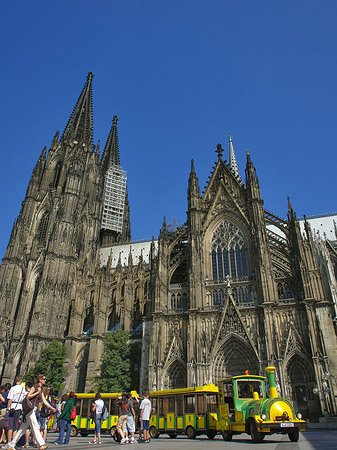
<box><xmin>8</xmin><ymin>384</ymin><xmax>26</xmax><ymax>411</ymax></box>
<box><xmin>140</xmin><ymin>398</ymin><xmax>151</xmax><ymax>421</ymax></box>
<box><xmin>95</xmin><ymin>399</ymin><xmax>104</xmax><ymax>415</ymax></box>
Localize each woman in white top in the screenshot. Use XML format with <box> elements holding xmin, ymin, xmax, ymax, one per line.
<box><xmin>89</xmin><ymin>393</ymin><xmax>104</xmax><ymax>444</ymax></box>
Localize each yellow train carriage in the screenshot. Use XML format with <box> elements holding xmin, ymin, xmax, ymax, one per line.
<box><xmin>69</xmin><ymin>391</ymin><xmax>139</xmax><ymax>437</ymax></box>
<box><xmin>149</xmin><ymin>384</ymin><xmax>219</xmax><ymax>439</ymax></box>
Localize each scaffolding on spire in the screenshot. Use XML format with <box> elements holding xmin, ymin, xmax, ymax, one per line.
<box><xmin>101</xmin><ymin>116</ymin><xmax>127</xmax><ymax>235</ymax></box>
<box><xmin>101</xmin><ymin>164</ymin><xmax>127</xmax><ymax>233</ymax></box>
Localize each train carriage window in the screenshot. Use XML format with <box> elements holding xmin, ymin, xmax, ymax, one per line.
<box><xmin>75</xmin><ymin>398</ymin><xmax>82</xmax><ymax>416</ymax></box>
<box><xmin>151</xmin><ymin>397</ymin><xmax>157</xmax><ymax>415</ymax></box>
<box><xmin>111</xmin><ymin>398</ymin><xmax>120</xmax><ymax>415</ymax></box>
<box><xmin>223</xmin><ymin>382</ymin><xmax>234</xmax><ymax>397</ymax></box>
<box><xmin>168</xmin><ymin>397</ymin><xmax>175</xmax><ymax>413</ymax></box>
<box><xmin>82</xmin><ymin>399</ymin><xmax>90</xmax><ymax>418</ymax></box>
<box><xmin>237</xmin><ymin>380</ymin><xmax>263</xmax><ymax>399</ymax></box>
<box><xmin>157</xmin><ymin>398</ymin><xmax>164</xmax><ymax>416</ymax></box>
<box><xmin>184</xmin><ymin>395</ymin><xmax>195</xmax><ymax>414</ymax></box>
<box><xmin>206</xmin><ymin>394</ymin><xmax>218</xmax><ymax>413</ymax></box>
<box><xmin>106</xmin><ymin>399</ymin><xmax>111</xmax><ymax>415</ymax></box>
<box><xmin>176</xmin><ymin>395</ymin><xmax>183</xmax><ymax>416</ymax></box>
<box><xmin>219</xmin><ymin>384</ymin><xmax>224</xmax><ymax>404</ymax></box>
<box><xmin>197</xmin><ymin>394</ymin><xmax>205</xmax><ymax>415</ymax></box>
<box><xmin>163</xmin><ymin>398</ymin><xmax>168</xmax><ymax>415</ymax></box>
<box><xmin>163</xmin><ymin>397</ymin><xmax>175</xmax><ymax>414</ymax></box>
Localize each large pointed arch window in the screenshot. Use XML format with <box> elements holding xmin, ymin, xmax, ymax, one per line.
<box><xmin>37</xmin><ymin>211</ymin><xmax>50</xmax><ymax>245</ymax></box>
<box><xmin>211</xmin><ymin>220</ymin><xmax>248</xmax><ymax>281</ymax></box>
<box><xmin>52</xmin><ymin>162</ymin><xmax>62</xmax><ymax>188</ymax></box>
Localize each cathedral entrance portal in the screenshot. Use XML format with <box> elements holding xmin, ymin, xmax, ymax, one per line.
<box><xmin>286</xmin><ymin>354</ymin><xmax>320</xmax><ymax>421</ymax></box>
<box><xmin>164</xmin><ymin>360</ymin><xmax>187</xmax><ymax>389</ymax></box>
<box><xmin>211</xmin><ymin>335</ymin><xmax>259</xmax><ymax>382</ymax></box>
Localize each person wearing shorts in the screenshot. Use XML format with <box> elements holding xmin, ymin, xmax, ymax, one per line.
<box><xmin>125</xmin><ymin>393</ymin><xmax>138</xmax><ymax>444</ymax></box>
<box><xmin>6</xmin><ymin>377</ymin><xmax>26</xmax><ymax>442</ymax></box>
<box><xmin>115</xmin><ymin>397</ymin><xmax>129</xmax><ymax>444</ymax></box>
<box><xmin>139</xmin><ymin>393</ymin><xmax>151</xmax><ymax>444</ymax></box>
<box><xmin>38</xmin><ymin>386</ymin><xmax>53</xmax><ymax>442</ymax></box>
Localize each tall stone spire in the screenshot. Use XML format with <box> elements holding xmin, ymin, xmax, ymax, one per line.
<box><xmin>101</xmin><ymin>115</ymin><xmax>120</xmax><ymax>172</ymax></box>
<box><xmin>228</xmin><ymin>133</ymin><xmax>241</xmax><ymax>181</ymax></box>
<box><xmin>61</xmin><ymin>71</ymin><xmax>94</xmax><ymax>147</ymax></box>
<box><xmin>100</xmin><ymin>115</ymin><xmax>130</xmax><ymax>244</ymax></box>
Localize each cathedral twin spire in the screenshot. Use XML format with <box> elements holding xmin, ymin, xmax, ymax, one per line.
<box><xmin>62</xmin><ymin>71</ymin><xmax>94</xmax><ymax>147</ymax></box>
<box><xmin>101</xmin><ymin>115</ymin><xmax>121</xmax><ymax>172</ymax></box>
<box><xmin>61</xmin><ymin>72</ymin><xmax>122</xmax><ymax>175</ymax></box>
<box><xmin>55</xmin><ymin>72</ymin><xmax>129</xmax><ymax>240</ymax></box>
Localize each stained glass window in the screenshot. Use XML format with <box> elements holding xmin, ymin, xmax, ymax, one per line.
<box><xmin>211</xmin><ymin>220</ymin><xmax>248</xmax><ymax>281</ymax></box>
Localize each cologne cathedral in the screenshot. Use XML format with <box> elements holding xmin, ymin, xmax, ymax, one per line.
<box><xmin>0</xmin><ymin>73</ymin><xmax>336</xmax><ymax>419</ymax></box>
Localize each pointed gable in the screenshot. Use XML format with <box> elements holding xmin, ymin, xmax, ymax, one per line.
<box><xmin>211</xmin><ymin>292</ymin><xmax>258</xmax><ymax>353</ymax></box>
<box><xmin>201</xmin><ymin>144</ymin><xmax>248</xmax><ymax>227</ymax></box>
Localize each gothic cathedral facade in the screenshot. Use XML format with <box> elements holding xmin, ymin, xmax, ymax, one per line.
<box><xmin>0</xmin><ymin>74</ymin><xmax>336</xmax><ymax>419</ymax></box>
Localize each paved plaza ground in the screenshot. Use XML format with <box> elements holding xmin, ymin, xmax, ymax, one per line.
<box><xmin>40</xmin><ymin>430</ymin><xmax>337</xmax><ymax>450</ymax></box>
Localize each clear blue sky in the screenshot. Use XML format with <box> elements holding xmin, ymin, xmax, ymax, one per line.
<box><xmin>1</xmin><ymin>0</ymin><xmax>337</xmax><ymax>259</ymax></box>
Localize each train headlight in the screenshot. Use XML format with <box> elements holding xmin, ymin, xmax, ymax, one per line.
<box><xmin>260</xmin><ymin>413</ymin><xmax>267</xmax><ymax>421</ymax></box>
<box><xmin>296</xmin><ymin>412</ymin><xmax>302</xmax><ymax>420</ymax></box>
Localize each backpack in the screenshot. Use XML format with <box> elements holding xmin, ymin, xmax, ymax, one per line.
<box><xmin>40</xmin><ymin>404</ymin><xmax>51</xmax><ymax>418</ymax></box>
<box><xmin>102</xmin><ymin>404</ymin><xmax>108</xmax><ymax>421</ymax></box>
<box><xmin>70</xmin><ymin>405</ymin><xmax>76</xmax><ymax>421</ymax></box>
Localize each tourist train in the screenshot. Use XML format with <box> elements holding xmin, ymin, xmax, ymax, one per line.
<box><xmin>68</xmin><ymin>366</ymin><xmax>308</xmax><ymax>443</ymax></box>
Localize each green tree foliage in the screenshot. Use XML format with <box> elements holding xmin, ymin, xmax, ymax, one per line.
<box><xmin>24</xmin><ymin>340</ymin><xmax>66</xmax><ymax>393</ymax></box>
<box><xmin>93</xmin><ymin>330</ymin><xmax>132</xmax><ymax>393</ymax></box>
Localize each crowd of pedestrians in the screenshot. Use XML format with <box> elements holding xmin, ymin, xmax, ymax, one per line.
<box><xmin>0</xmin><ymin>375</ymin><xmax>56</xmax><ymax>450</ymax></box>
<box><xmin>91</xmin><ymin>391</ymin><xmax>152</xmax><ymax>445</ymax></box>
<box><xmin>0</xmin><ymin>375</ymin><xmax>153</xmax><ymax>448</ymax></box>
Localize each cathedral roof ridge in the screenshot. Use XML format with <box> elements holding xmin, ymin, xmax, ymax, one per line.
<box><xmin>100</xmin><ymin>237</ymin><xmax>158</xmax><ymax>249</ymax></box>
<box><xmin>298</xmin><ymin>212</ymin><xmax>337</xmax><ymax>220</ymax></box>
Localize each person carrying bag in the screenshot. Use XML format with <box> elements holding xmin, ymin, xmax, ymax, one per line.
<box><xmin>53</xmin><ymin>392</ymin><xmax>76</xmax><ymax>446</ymax></box>
<box><xmin>7</xmin><ymin>374</ymin><xmax>56</xmax><ymax>450</ymax></box>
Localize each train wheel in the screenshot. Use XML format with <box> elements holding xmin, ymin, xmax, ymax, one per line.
<box><xmin>149</xmin><ymin>426</ymin><xmax>159</xmax><ymax>439</ymax></box>
<box><xmin>288</xmin><ymin>428</ymin><xmax>299</xmax><ymax>442</ymax></box>
<box><xmin>249</xmin><ymin>421</ymin><xmax>262</xmax><ymax>443</ymax></box>
<box><xmin>222</xmin><ymin>431</ymin><xmax>233</xmax><ymax>441</ymax></box>
<box><xmin>110</xmin><ymin>426</ymin><xmax>120</xmax><ymax>442</ymax></box>
<box><xmin>186</xmin><ymin>425</ymin><xmax>196</xmax><ymax>439</ymax></box>
<box><xmin>207</xmin><ymin>431</ymin><xmax>217</xmax><ymax>439</ymax></box>
<box><xmin>70</xmin><ymin>425</ymin><xmax>78</xmax><ymax>437</ymax></box>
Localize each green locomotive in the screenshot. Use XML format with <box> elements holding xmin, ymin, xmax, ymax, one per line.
<box><xmin>217</xmin><ymin>366</ymin><xmax>308</xmax><ymax>442</ymax></box>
